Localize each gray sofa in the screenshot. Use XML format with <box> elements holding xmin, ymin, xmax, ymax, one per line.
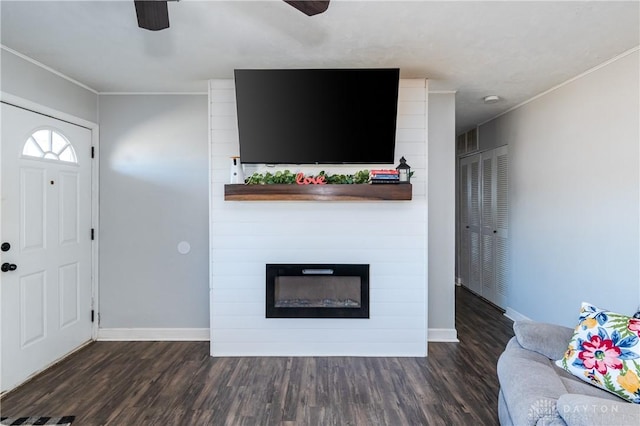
<box><xmin>497</xmin><ymin>320</ymin><xmax>640</xmax><ymax>425</ymax></box>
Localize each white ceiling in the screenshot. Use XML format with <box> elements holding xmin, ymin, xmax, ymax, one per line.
<box><xmin>1</xmin><ymin>0</ymin><xmax>639</xmax><ymax>133</ymax></box>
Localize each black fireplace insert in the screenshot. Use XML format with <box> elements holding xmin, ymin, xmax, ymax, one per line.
<box><xmin>266</xmin><ymin>264</ymin><xmax>370</xmax><ymax>318</ymax></box>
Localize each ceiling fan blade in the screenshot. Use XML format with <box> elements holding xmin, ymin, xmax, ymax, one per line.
<box><xmin>135</xmin><ymin>0</ymin><xmax>169</xmax><ymax>31</ymax></box>
<box><xmin>284</xmin><ymin>1</ymin><xmax>330</xmax><ymax>16</ymax></box>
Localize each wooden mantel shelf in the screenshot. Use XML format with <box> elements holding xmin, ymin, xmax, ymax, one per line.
<box><xmin>224</xmin><ymin>184</ymin><xmax>412</xmax><ymax>201</ymax></box>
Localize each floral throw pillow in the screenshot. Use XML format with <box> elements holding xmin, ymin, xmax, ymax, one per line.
<box><xmin>556</xmin><ymin>302</ymin><xmax>640</xmax><ymax>403</ymax></box>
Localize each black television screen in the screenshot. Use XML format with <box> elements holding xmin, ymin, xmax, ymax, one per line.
<box><xmin>234</xmin><ymin>68</ymin><xmax>399</xmax><ymax>164</ymax></box>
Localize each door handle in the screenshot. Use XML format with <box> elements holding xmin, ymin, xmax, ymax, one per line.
<box><xmin>1</xmin><ymin>242</ymin><xmax>10</xmax><ymax>252</ymax></box>
<box><xmin>1</xmin><ymin>263</ymin><xmax>17</xmax><ymax>272</ymax></box>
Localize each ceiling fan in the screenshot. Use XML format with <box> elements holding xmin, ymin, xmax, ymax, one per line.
<box><xmin>135</xmin><ymin>0</ymin><xmax>330</xmax><ymax>31</ymax></box>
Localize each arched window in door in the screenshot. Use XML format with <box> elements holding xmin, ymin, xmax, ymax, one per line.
<box><xmin>22</xmin><ymin>128</ymin><xmax>78</xmax><ymax>163</ymax></box>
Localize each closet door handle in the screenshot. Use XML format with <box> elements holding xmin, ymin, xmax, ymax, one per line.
<box><xmin>1</xmin><ymin>263</ymin><xmax>17</xmax><ymax>272</ymax></box>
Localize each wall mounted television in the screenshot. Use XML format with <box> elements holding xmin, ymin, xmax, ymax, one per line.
<box><xmin>234</xmin><ymin>68</ymin><xmax>400</xmax><ymax>164</ymax></box>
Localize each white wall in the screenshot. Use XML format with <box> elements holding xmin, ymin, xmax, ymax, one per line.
<box><xmin>98</xmin><ymin>95</ymin><xmax>210</xmax><ymax>333</ymax></box>
<box><xmin>427</xmin><ymin>93</ymin><xmax>456</xmax><ymax>339</ymax></box>
<box><xmin>1</xmin><ymin>48</ymin><xmax>98</xmax><ymax>123</ymax></box>
<box><xmin>210</xmin><ymin>79</ymin><xmax>431</xmax><ymax>356</ymax></box>
<box><xmin>479</xmin><ymin>50</ymin><xmax>640</xmax><ymax>326</ymax></box>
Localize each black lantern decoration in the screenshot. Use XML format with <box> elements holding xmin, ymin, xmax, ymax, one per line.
<box><xmin>396</xmin><ymin>156</ymin><xmax>411</xmax><ymax>183</ymax></box>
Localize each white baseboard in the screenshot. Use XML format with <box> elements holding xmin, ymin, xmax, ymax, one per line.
<box><xmin>504</xmin><ymin>307</ymin><xmax>531</xmax><ymax>322</ymax></box>
<box><xmin>98</xmin><ymin>328</ymin><xmax>459</xmax><ymax>345</ymax></box>
<box><xmin>428</xmin><ymin>328</ymin><xmax>459</xmax><ymax>342</ymax></box>
<box><xmin>97</xmin><ymin>328</ymin><xmax>210</xmax><ymax>341</ymax></box>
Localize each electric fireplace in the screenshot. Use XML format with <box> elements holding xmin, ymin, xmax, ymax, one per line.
<box><xmin>266</xmin><ymin>264</ymin><xmax>370</xmax><ymax>318</ymax></box>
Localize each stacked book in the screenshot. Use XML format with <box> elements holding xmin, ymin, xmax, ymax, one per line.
<box><xmin>370</xmin><ymin>169</ymin><xmax>400</xmax><ymax>184</ymax></box>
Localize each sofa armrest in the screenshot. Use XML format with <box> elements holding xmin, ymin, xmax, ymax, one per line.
<box><xmin>557</xmin><ymin>394</ymin><xmax>640</xmax><ymax>426</ymax></box>
<box><xmin>513</xmin><ymin>320</ymin><xmax>574</xmax><ymax>360</ymax></box>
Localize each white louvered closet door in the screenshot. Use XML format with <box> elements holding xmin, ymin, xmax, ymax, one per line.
<box><xmin>458</xmin><ymin>146</ymin><xmax>508</xmax><ymax>307</ymax></box>
<box><xmin>479</xmin><ymin>146</ymin><xmax>509</xmax><ymax>308</ymax></box>
<box><xmin>458</xmin><ymin>160</ymin><xmax>470</xmax><ymax>288</ymax></box>
<box><xmin>461</xmin><ymin>154</ymin><xmax>482</xmax><ymax>295</ymax></box>
<box><xmin>481</xmin><ymin>153</ymin><xmax>496</xmax><ymax>304</ymax></box>
<box><xmin>468</xmin><ymin>155</ymin><xmax>482</xmax><ymax>295</ymax></box>
<box><xmin>493</xmin><ymin>146</ymin><xmax>509</xmax><ymax>307</ymax></box>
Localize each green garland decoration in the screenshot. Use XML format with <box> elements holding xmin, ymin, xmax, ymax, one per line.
<box><xmin>244</xmin><ymin>169</ymin><xmax>371</xmax><ymax>185</ymax></box>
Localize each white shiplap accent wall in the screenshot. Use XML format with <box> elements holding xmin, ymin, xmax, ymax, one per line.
<box><xmin>209</xmin><ymin>79</ymin><xmax>429</xmax><ymax>356</ymax></box>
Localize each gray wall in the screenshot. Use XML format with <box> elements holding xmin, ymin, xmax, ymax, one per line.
<box><xmin>476</xmin><ymin>120</ymin><xmax>504</xmax><ymax>152</ymax></box>
<box><xmin>98</xmin><ymin>95</ymin><xmax>209</xmax><ymax>328</ymax></box>
<box><xmin>2</xmin><ymin>46</ymin><xmax>457</xmax><ymax>335</ymax></box>
<box><xmin>479</xmin><ymin>50</ymin><xmax>639</xmax><ymax>326</ymax></box>
<box><xmin>1</xmin><ymin>48</ymin><xmax>98</xmax><ymax>123</ymax></box>
<box><xmin>428</xmin><ymin>93</ymin><xmax>456</xmax><ymax>332</ymax></box>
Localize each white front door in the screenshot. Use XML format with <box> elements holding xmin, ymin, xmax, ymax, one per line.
<box><xmin>1</xmin><ymin>103</ymin><xmax>93</xmax><ymax>392</ymax></box>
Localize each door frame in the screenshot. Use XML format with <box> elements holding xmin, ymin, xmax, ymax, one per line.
<box><xmin>0</xmin><ymin>92</ymin><xmax>100</xmax><ymax>340</ymax></box>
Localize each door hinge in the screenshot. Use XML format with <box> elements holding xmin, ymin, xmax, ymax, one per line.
<box><xmin>91</xmin><ymin>309</ymin><xmax>95</xmax><ymax>323</ymax></box>
<box><xmin>91</xmin><ymin>146</ymin><xmax>95</xmax><ymax>159</ymax></box>
<box><xmin>91</xmin><ymin>228</ymin><xmax>95</xmax><ymax>240</ymax></box>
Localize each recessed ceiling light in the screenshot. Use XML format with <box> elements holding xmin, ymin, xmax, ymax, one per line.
<box><xmin>483</xmin><ymin>95</ymin><xmax>501</xmax><ymax>104</ymax></box>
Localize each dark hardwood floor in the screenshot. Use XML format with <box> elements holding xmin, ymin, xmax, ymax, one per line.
<box><xmin>1</xmin><ymin>287</ymin><xmax>514</xmax><ymax>425</ymax></box>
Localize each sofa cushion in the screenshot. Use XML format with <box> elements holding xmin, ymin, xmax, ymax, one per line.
<box><xmin>557</xmin><ymin>394</ymin><xmax>640</xmax><ymax>426</ymax></box>
<box><xmin>497</xmin><ymin>390</ymin><xmax>513</xmax><ymax>426</ymax></box>
<box><xmin>514</xmin><ymin>320</ymin><xmax>574</xmax><ymax>360</ymax></box>
<box><xmin>556</xmin><ymin>302</ymin><xmax>640</xmax><ymax>404</ymax></box>
<box><xmin>498</xmin><ymin>338</ymin><xmax>568</xmax><ymax>425</ymax></box>
<box><xmin>560</xmin><ymin>376</ymin><xmax>622</xmax><ymax>401</ymax></box>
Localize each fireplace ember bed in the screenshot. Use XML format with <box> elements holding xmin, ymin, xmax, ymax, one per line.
<box><xmin>266</xmin><ymin>264</ymin><xmax>370</xmax><ymax>319</ymax></box>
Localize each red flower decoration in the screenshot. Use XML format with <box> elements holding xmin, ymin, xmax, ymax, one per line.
<box><xmin>578</xmin><ymin>335</ymin><xmax>622</xmax><ymax>374</ymax></box>
<box><xmin>628</xmin><ymin>318</ymin><xmax>640</xmax><ymax>337</ymax></box>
